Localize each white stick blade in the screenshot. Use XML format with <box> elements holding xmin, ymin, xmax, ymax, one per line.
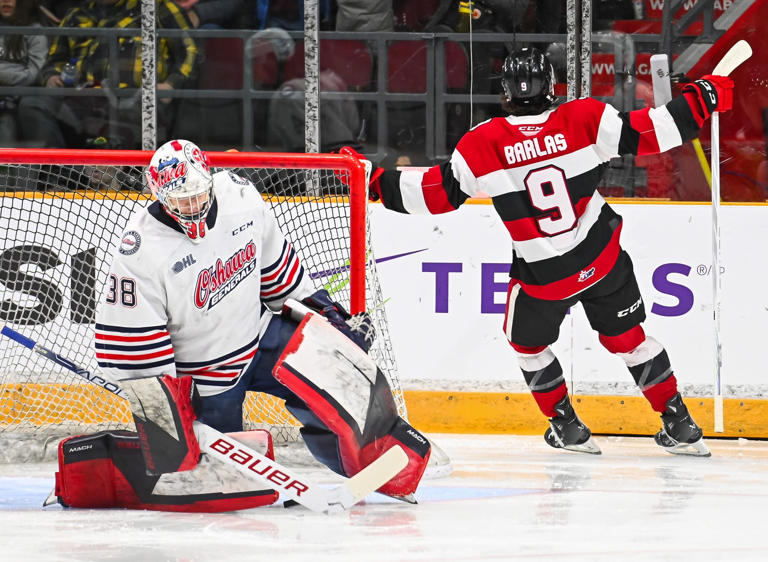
<box><xmin>338</xmin><ymin>445</ymin><xmax>409</xmax><ymax>508</ymax></box>
<box><xmin>712</xmin><ymin>40</ymin><xmax>753</xmax><ymax>76</ymax></box>
<box><xmin>650</xmin><ymin>54</ymin><xmax>672</xmax><ymax>106</ymax></box>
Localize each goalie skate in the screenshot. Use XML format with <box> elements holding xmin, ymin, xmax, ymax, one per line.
<box><xmin>544</xmin><ymin>396</ymin><xmax>602</xmax><ymax>455</ymax></box>
<box><xmin>654</xmin><ymin>394</ymin><xmax>711</xmax><ymax>457</ymax></box>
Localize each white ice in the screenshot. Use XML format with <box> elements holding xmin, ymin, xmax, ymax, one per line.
<box><xmin>2</xmin><ymin>434</ymin><xmax>768</xmax><ymax>561</ymax></box>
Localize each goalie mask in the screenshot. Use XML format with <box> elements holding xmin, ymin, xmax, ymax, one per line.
<box><xmin>146</xmin><ymin>139</ymin><xmax>214</xmax><ymax>240</ymax></box>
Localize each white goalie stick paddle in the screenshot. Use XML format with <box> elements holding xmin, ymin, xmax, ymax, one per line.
<box><xmin>708</xmin><ymin>40</ymin><xmax>752</xmax><ymax>433</ymax></box>
<box><xmin>1</xmin><ymin>324</ymin><xmax>409</xmax><ymax>514</ymax></box>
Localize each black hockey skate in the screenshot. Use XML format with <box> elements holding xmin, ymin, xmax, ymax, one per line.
<box><xmin>544</xmin><ymin>396</ymin><xmax>601</xmax><ymax>455</ymax></box>
<box><xmin>654</xmin><ymin>393</ymin><xmax>711</xmax><ymax>457</ymax></box>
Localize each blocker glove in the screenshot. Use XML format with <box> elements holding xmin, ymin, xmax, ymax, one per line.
<box><xmin>339</xmin><ymin>146</ymin><xmax>384</xmax><ymax>202</ymax></box>
<box><xmin>682</xmin><ymin>74</ymin><xmax>734</xmax><ymax>121</ymax></box>
<box><xmin>302</xmin><ymin>289</ymin><xmax>375</xmax><ymax>352</ymax></box>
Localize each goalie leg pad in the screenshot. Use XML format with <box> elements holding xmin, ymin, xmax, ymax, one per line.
<box><xmin>121</xmin><ymin>374</ymin><xmax>201</xmax><ymax>474</ymax></box>
<box><xmin>273</xmin><ymin>313</ymin><xmax>431</xmax><ymax>498</ymax></box>
<box><xmin>54</xmin><ymin>430</ymin><xmax>278</xmax><ymax>512</ymax></box>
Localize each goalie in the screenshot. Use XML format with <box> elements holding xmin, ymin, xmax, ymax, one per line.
<box><xmin>50</xmin><ymin>139</ymin><xmax>430</xmax><ymax>512</ymax></box>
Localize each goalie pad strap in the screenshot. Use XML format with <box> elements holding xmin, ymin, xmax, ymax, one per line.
<box><xmin>273</xmin><ymin>314</ymin><xmax>430</xmax><ymax>498</ymax></box>
<box><xmin>121</xmin><ymin>374</ymin><xmax>201</xmax><ymax>474</ymax></box>
<box><xmin>54</xmin><ymin>430</ymin><xmax>278</xmax><ymax>512</ymax></box>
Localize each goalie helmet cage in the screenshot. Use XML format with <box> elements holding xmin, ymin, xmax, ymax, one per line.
<box><xmin>0</xmin><ymin>148</ymin><xmax>404</xmax><ymax>461</ymax></box>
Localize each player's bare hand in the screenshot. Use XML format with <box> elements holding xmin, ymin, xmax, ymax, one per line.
<box><xmin>46</xmin><ymin>75</ymin><xmax>64</xmax><ymax>88</ymax></box>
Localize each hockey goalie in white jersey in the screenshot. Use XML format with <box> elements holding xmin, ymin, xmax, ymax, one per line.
<box><xmin>50</xmin><ymin>139</ymin><xmax>430</xmax><ymax>512</ymax></box>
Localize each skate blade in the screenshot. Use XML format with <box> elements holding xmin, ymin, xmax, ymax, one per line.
<box><xmin>562</xmin><ymin>436</ymin><xmax>602</xmax><ymax>455</ymax></box>
<box><xmin>42</xmin><ymin>488</ymin><xmax>58</xmax><ymax>507</ymax></box>
<box><xmin>662</xmin><ymin>437</ymin><xmax>711</xmax><ymax>457</ymax></box>
<box><xmin>383</xmin><ymin>492</ymin><xmax>417</xmax><ymax>504</ymax></box>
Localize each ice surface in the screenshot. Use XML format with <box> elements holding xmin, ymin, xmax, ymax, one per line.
<box><xmin>2</xmin><ymin>434</ymin><xmax>768</xmax><ymax>561</ymax></box>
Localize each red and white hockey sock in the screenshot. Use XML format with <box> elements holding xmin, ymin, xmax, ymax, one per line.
<box><xmin>514</xmin><ymin>345</ymin><xmax>567</xmax><ymax>418</ymax></box>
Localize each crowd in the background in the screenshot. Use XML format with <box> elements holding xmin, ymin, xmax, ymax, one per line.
<box><xmin>2</xmin><ymin>0</ymin><xmax>762</xmax><ymax>201</ymax></box>
<box><xmin>0</xmin><ymin>0</ymin><xmax>592</xmax><ymax>151</ymax></box>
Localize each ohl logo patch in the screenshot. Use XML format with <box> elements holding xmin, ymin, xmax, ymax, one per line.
<box><xmin>194</xmin><ymin>241</ymin><xmax>258</xmax><ymax>309</ymax></box>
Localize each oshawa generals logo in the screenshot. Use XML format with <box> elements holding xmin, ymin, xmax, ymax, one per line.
<box><xmin>195</xmin><ymin>241</ymin><xmax>258</xmax><ymax>309</ymax></box>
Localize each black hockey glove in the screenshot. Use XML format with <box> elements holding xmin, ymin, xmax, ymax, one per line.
<box><xmin>338</xmin><ymin>146</ymin><xmax>383</xmax><ymax>201</ymax></box>
<box><xmin>681</xmin><ymin>74</ymin><xmax>734</xmax><ymax>119</ymax></box>
<box><xmin>301</xmin><ymin>289</ymin><xmax>375</xmax><ymax>352</ymax></box>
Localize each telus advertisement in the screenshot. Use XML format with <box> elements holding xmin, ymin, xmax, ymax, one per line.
<box><xmin>370</xmin><ymin>202</ymin><xmax>768</xmax><ymax>398</ymax></box>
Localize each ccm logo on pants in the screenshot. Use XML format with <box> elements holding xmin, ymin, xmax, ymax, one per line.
<box><xmin>618</xmin><ymin>298</ymin><xmax>642</xmax><ymax>318</ymax></box>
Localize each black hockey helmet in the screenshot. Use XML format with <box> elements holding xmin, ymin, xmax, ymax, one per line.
<box><xmin>501</xmin><ymin>47</ymin><xmax>557</xmax><ymax>115</ymax></box>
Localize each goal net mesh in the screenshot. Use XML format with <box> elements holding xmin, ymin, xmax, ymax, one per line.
<box><xmin>0</xmin><ymin>152</ymin><xmax>404</xmax><ymax>462</ymax></box>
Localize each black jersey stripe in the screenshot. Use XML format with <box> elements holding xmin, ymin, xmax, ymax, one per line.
<box><xmin>511</xmin><ymin>205</ymin><xmax>622</xmax><ymax>286</ymax></box>
<box><xmin>665</xmin><ymin>95</ymin><xmax>702</xmax><ymax>142</ymax></box>
<box><xmin>175</xmin><ymin>334</ymin><xmax>260</xmax><ymax>368</ymax></box>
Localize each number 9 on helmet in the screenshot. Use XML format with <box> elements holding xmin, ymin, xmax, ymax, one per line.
<box><xmin>145</xmin><ymin>139</ymin><xmax>215</xmax><ymax>240</ymax></box>
<box><xmin>501</xmin><ymin>47</ymin><xmax>557</xmax><ymax>116</ymax></box>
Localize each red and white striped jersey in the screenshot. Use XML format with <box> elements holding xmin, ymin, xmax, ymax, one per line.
<box><xmin>94</xmin><ymin>171</ymin><xmax>315</xmax><ymax>396</ymax></box>
<box><xmin>377</xmin><ymin>95</ymin><xmax>701</xmax><ymax>300</ymax></box>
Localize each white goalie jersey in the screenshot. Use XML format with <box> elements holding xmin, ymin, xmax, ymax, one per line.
<box><xmin>94</xmin><ymin>171</ymin><xmax>315</xmax><ymax>396</ymax></box>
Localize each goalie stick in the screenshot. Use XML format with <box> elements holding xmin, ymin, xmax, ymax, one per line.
<box><xmin>708</xmin><ymin>40</ymin><xmax>752</xmax><ymax>433</ymax></box>
<box><xmin>0</xmin><ymin>324</ymin><xmax>409</xmax><ymax>514</ymax></box>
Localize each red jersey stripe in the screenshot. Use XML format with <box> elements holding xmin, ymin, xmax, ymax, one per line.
<box><xmin>94</xmin><ymin>331</ymin><xmax>170</xmax><ymax>342</ymax></box>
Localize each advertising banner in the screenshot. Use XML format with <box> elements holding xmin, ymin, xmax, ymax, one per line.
<box><xmin>370</xmin><ymin>202</ymin><xmax>768</xmax><ymax>398</ymax></box>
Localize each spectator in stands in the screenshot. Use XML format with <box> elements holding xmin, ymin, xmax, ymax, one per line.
<box><xmin>0</xmin><ymin>0</ymin><xmax>47</xmax><ymax>145</ymax></box>
<box><xmin>254</xmin><ymin>0</ymin><xmax>333</xmax><ymax>31</ymax></box>
<box><xmin>18</xmin><ymin>0</ymin><xmax>200</xmax><ymax>149</ymax></box>
<box><xmin>174</xmin><ymin>0</ymin><xmax>248</xmax><ymax>29</ymax></box>
<box><xmin>336</xmin><ymin>0</ymin><xmax>393</xmax><ymax>31</ymax></box>
<box><xmin>38</xmin><ymin>0</ymin><xmax>79</xmax><ymax>26</ymax></box>
<box><xmin>267</xmin><ymin>68</ymin><xmax>361</xmax><ymax>154</ymax></box>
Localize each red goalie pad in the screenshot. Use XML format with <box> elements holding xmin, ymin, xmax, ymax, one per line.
<box><xmin>273</xmin><ymin>313</ymin><xmax>431</xmax><ymax>498</ymax></box>
<box><xmin>53</xmin><ymin>430</ymin><xmax>278</xmax><ymax>512</ymax></box>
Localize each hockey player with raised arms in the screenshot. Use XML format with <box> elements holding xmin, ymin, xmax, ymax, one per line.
<box><xmin>342</xmin><ymin>47</ymin><xmax>735</xmax><ymax>456</ymax></box>
<box><xmin>50</xmin><ymin>139</ymin><xmax>430</xmax><ymax>512</ymax></box>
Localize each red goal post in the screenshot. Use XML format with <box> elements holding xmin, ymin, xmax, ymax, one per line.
<box><xmin>0</xmin><ymin>147</ymin><xmax>402</xmax><ymax>457</ymax></box>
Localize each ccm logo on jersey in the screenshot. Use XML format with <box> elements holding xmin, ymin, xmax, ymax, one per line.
<box><xmin>232</xmin><ymin>221</ymin><xmax>253</xmax><ymax>236</ymax></box>
<box><xmin>504</xmin><ymin>133</ymin><xmax>567</xmax><ymax>164</ymax></box>
<box><xmin>518</xmin><ymin>125</ymin><xmax>544</xmax><ymax>137</ymax></box>
<box><xmin>194</xmin><ymin>241</ymin><xmax>258</xmax><ymax>309</ymax></box>
<box><xmin>618</xmin><ymin>298</ymin><xmax>642</xmax><ymax>317</ymax></box>
<box><xmin>207</xmin><ymin>437</ymin><xmax>310</xmax><ymax>496</ymax></box>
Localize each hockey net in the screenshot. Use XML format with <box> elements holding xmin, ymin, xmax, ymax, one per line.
<box><xmin>0</xmin><ymin>148</ymin><xmax>404</xmax><ymax>462</ymax></box>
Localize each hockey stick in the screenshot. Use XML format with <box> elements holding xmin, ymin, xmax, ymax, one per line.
<box><xmin>708</xmin><ymin>40</ymin><xmax>752</xmax><ymax>433</ymax></box>
<box><xmin>0</xmin><ymin>324</ymin><xmax>408</xmax><ymax>514</ymax></box>
<box><xmin>651</xmin><ymin>54</ymin><xmax>713</xmax><ymax>186</ymax></box>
